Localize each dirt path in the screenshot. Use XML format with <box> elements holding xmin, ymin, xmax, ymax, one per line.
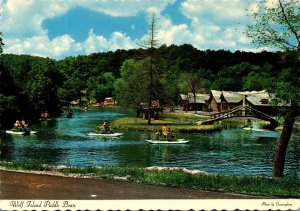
<box><xmin>0</xmin><ymin>170</ymin><xmax>269</xmax><ymax>199</ymax></box>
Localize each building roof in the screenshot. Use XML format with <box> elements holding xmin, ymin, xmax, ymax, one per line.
<box><xmin>180</xmin><ymin>93</ymin><xmax>209</xmax><ymax>104</ymax></box>
<box><xmin>221</xmin><ymin>91</ymin><xmax>244</xmax><ymax>103</ymax></box>
<box><xmin>187</xmin><ymin>93</ymin><xmax>210</xmax><ymax>104</ymax></box>
<box><xmin>245</xmin><ymin>91</ymin><xmax>271</xmax><ymax>106</ymax></box>
<box><xmin>210</xmin><ymin>90</ymin><xmax>222</xmax><ymax>103</ymax></box>
<box><xmin>221</xmin><ymin>90</ymin><xmax>273</xmax><ymax>106</ymax></box>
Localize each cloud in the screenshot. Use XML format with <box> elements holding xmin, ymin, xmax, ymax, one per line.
<box><xmin>177</xmin><ymin>0</ymin><xmax>258</xmax><ymax>51</ymax></box>
<box><xmin>2</xmin><ymin>0</ymin><xmax>74</xmax><ymax>38</ymax></box>
<box><xmin>80</xmin><ymin>0</ymin><xmax>176</xmax><ymax>17</ymax></box>
<box><xmin>2</xmin><ymin>0</ymin><xmax>176</xmax><ymax>58</ymax></box>
<box><xmin>4</xmin><ymin>34</ymin><xmax>81</xmax><ymax>58</ymax></box>
<box><xmin>4</xmin><ymin>28</ymin><xmax>138</xmax><ymax>59</ymax></box>
<box><xmin>2</xmin><ymin>0</ymin><xmax>264</xmax><ymax>59</ymax></box>
<box><xmin>83</xmin><ymin>29</ymin><xmax>136</xmax><ymax>55</ymax></box>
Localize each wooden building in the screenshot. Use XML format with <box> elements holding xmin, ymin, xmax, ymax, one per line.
<box><xmin>207</xmin><ymin>90</ymin><xmax>277</xmax><ymax>114</ymax></box>
<box><xmin>180</xmin><ymin>93</ymin><xmax>210</xmax><ymax>111</ymax></box>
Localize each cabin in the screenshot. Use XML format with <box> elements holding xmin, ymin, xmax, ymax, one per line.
<box><xmin>243</xmin><ymin>91</ymin><xmax>277</xmax><ymax>115</ymax></box>
<box><xmin>180</xmin><ymin>93</ymin><xmax>210</xmax><ymax>111</ymax></box>
<box><xmin>207</xmin><ymin>90</ymin><xmax>222</xmax><ymax>112</ymax></box>
<box><xmin>103</xmin><ymin>97</ymin><xmax>116</xmax><ymax>106</ymax></box>
<box><xmin>207</xmin><ymin>90</ymin><xmax>277</xmax><ymax>114</ymax></box>
<box><xmin>139</xmin><ymin>100</ymin><xmax>160</xmax><ymax>119</ymax></box>
<box><xmin>219</xmin><ymin>91</ymin><xmax>244</xmax><ymax>112</ymax></box>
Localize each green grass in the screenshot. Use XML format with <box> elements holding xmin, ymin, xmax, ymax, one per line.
<box><xmin>111</xmin><ymin>116</ymin><xmax>221</xmax><ymax>132</ymax></box>
<box><xmin>0</xmin><ymin>161</ymin><xmax>299</xmax><ymax>198</ymax></box>
<box><xmin>0</xmin><ymin>160</ymin><xmax>51</xmax><ymax>171</ymax></box>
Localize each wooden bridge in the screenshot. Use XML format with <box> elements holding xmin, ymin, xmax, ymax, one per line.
<box><xmin>200</xmin><ymin>105</ymin><xmax>278</xmax><ymax>129</ymax></box>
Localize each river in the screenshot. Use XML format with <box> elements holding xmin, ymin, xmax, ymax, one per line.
<box><xmin>1</xmin><ymin>108</ymin><xmax>299</xmax><ymax>177</ymax></box>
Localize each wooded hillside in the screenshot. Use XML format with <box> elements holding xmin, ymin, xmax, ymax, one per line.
<box><xmin>0</xmin><ymin>44</ymin><xmax>293</xmax><ymax>128</ymax></box>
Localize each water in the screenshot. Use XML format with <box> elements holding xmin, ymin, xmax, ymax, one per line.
<box><xmin>1</xmin><ymin>109</ymin><xmax>299</xmax><ymax>177</ymax></box>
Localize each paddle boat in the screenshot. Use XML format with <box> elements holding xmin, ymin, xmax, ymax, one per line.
<box><xmin>243</xmin><ymin>127</ymin><xmax>265</xmax><ymax>132</ymax></box>
<box><xmin>146</xmin><ymin>138</ymin><xmax>190</xmax><ymax>144</ymax></box>
<box><xmin>39</xmin><ymin>117</ymin><xmax>52</xmax><ymax>121</ymax></box>
<box><xmin>6</xmin><ymin>130</ymin><xmax>37</xmax><ymax>135</ymax></box>
<box><xmin>87</xmin><ymin>132</ymin><xmax>124</xmax><ymax>137</ymax></box>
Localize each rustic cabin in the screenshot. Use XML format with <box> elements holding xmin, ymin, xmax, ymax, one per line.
<box><xmin>220</xmin><ymin>91</ymin><xmax>244</xmax><ymax>112</ymax></box>
<box><xmin>242</xmin><ymin>90</ymin><xmax>276</xmax><ymax>115</ymax></box>
<box><xmin>139</xmin><ymin>100</ymin><xmax>160</xmax><ymax>119</ymax></box>
<box><xmin>180</xmin><ymin>93</ymin><xmax>209</xmax><ymax>111</ymax></box>
<box><xmin>207</xmin><ymin>90</ymin><xmax>277</xmax><ymax>114</ymax></box>
<box><xmin>207</xmin><ymin>90</ymin><xmax>222</xmax><ymax>112</ymax></box>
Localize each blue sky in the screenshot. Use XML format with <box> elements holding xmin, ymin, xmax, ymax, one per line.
<box><xmin>2</xmin><ymin>0</ymin><xmax>273</xmax><ymax>60</ymax></box>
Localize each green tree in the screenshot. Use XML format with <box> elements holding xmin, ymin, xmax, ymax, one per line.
<box><xmin>114</xmin><ymin>59</ymin><xmax>149</xmax><ymax>115</ymax></box>
<box><xmin>137</xmin><ymin>14</ymin><xmax>161</xmax><ymax>124</ymax></box>
<box><xmin>58</xmin><ymin>76</ymin><xmax>84</xmax><ymax>106</ymax></box>
<box><xmin>26</xmin><ymin>59</ymin><xmax>62</xmax><ymax>115</ymax></box>
<box><xmin>243</xmin><ymin>71</ymin><xmax>273</xmax><ymax>90</ymax></box>
<box><xmin>246</xmin><ymin>0</ymin><xmax>300</xmax><ymax>178</ymax></box>
<box><xmin>86</xmin><ymin>72</ymin><xmax>115</xmax><ymax>102</ymax></box>
<box><xmin>180</xmin><ymin>71</ymin><xmax>204</xmax><ymax>113</ymax></box>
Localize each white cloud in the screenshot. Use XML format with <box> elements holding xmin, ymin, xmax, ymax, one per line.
<box><xmin>2</xmin><ymin>0</ymin><xmax>74</xmax><ymax>38</ymax></box>
<box><xmin>4</xmin><ymin>28</ymin><xmax>137</xmax><ymax>59</ymax></box>
<box><xmin>81</xmin><ymin>0</ymin><xmax>176</xmax><ymax>17</ymax></box>
<box><xmin>177</xmin><ymin>0</ymin><xmax>258</xmax><ymax>51</ymax></box>
<box><xmin>156</xmin><ymin>15</ymin><xmax>196</xmax><ymax>46</ymax></box>
<box><xmin>2</xmin><ymin>0</ymin><xmax>265</xmax><ymax>59</ymax></box>
<box><xmin>2</xmin><ymin>0</ymin><xmax>176</xmax><ymax>58</ymax></box>
<box><xmin>4</xmin><ymin>34</ymin><xmax>81</xmax><ymax>58</ymax></box>
<box><xmin>83</xmin><ymin>29</ymin><xmax>136</xmax><ymax>55</ymax></box>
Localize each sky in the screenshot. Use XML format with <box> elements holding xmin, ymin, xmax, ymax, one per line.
<box><xmin>1</xmin><ymin>0</ymin><xmax>272</xmax><ymax>60</ymax></box>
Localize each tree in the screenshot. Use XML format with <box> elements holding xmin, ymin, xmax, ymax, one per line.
<box><xmin>246</xmin><ymin>0</ymin><xmax>300</xmax><ymax>177</ymax></box>
<box><xmin>86</xmin><ymin>72</ymin><xmax>115</xmax><ymax>102</ymax></box>
<box><xmin>180</xmin><ymin>71</ymin><xmax>204</xmax><ymax>113</ymax></box>
<box><xmin>137</xmin><ymin>14</ymin><xmax>161</xmax><ymax>124</ymax></box>
<box><xmin>26</xmin><ymin>59</ymin><xmax>62</xmax><ymax>115</ymax></box>
<box><xmin>114</xmin><ymin>59</ymin><xmax>150</xmax><ymax>116</ymax></box>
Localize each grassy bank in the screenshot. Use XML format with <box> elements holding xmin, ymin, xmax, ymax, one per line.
<box><xmin>0</xmin><ymin>161</ymin><xmax>299</xmax><ymax>198</ymax></box>
<box><xmin>111</xmin><ymin>112</ymin><xmax>221</xmax><ymax>132</ymax></box>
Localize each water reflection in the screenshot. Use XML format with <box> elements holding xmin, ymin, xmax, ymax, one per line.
<box><xmin>0</xmin><ymin>109</ymin><xmax>299</xmax><ymax>177</ymax></box>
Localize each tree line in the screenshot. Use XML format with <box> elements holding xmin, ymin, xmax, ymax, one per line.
<box><xmin>0</xmin><ymin>44</ymin><xmax>294</xmax><ymax>128</ymax></box>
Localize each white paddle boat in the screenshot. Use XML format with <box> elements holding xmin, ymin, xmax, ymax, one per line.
<box><xmin>87</xmin><ymin>132</ymin><xmax>124</xmax><ymax>137</ymax></box>
<box><xmin>146</xmin><ymin>139</ymin><xmax>190</xmax><ymax>144</ymax></box>
<box><xmin>6</xmin><ymin>130</ymin><xmax>37</xmax><ymax>135</ymax></box>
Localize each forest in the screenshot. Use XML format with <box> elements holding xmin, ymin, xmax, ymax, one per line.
<box><xmin>0</xmin><ymin>44</ymin><xmax>295</xmax><ymax>128</ymax></box>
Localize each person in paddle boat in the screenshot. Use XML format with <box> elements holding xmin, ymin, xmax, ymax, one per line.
<box><xmin>21</xmin><ymin>119</ymin><xmax>30</xmax><ymax>134</ymax></box>
<box><xmin>96</xmin><ymin>120</ymin><xmax>113</xmax><ymax>134</ymax></box>
<box><xmin>166</xmin><ymin>127</ymin><xmax>175</xmax><ymax>138</ymax></box>
<box><xmin>12</xmin><ymin>120</ymin><xmax>22</xmax><ymax>131</ymax></box>
<box><xmin>162</xmin><ymin>124</ymin><xmax>168</xmax><ymax>137</ymax></box>
<box><xmin>160</xmin><ymin>124</ymin><xmax>175</xmax><ymax>140</ymax></box>
<box><xmin>12</xmin><ymin>119</ymin><xmax>29</xmax><ymax>133</ymax></box>
<box><xmin>41</xmin><ymin>111</ymin><xmax>49</xmax><ymax>119</ymax></box>
<box><xmin>67</xmin><ymin>110</ymin><xmax>73</xmax><ymax>118</ymax></box>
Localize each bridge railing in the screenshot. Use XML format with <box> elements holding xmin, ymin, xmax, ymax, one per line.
<box><xmin>203</xmin><ymin>105</ymin><xmax>278</xmax><ymax>127</ymax></box>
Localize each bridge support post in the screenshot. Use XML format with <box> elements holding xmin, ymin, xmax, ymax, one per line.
<box><xmin>241</xmin><ymin>95</ymin><xmax>247</xmax><ymax>116</ymax></box>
